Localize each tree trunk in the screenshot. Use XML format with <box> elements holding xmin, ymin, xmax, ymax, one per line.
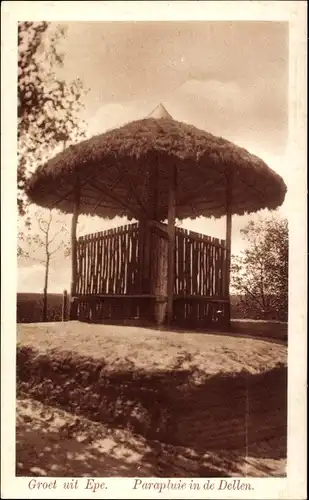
<box><xmin>42</xmin><ymin>255</ymin><xmax>50</xmax><ymax>321</ymax></box>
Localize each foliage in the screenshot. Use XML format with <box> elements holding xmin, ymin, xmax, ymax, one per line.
<box><xmin>231</xmin><ymin>214</ymin><xmax>288</xmax><ymax>321</ymax></box>
<box><xmin>18</xmin><ymin>21</ymin><xmax>88</xmax><ymax>218</ymax></box>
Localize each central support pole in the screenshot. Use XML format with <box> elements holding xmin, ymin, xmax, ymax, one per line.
<box><xmin>69</xmin><ymin>177</ymin><xmax>80</xmax><ymax>320</ymax></box>
<box><xmin>167</xmin><ymin>164</ymin><xmax>177</xmax><ymax>327</ymax></box>
<box><xmin>141</xmin><ymin>162</ymin><xmax>159</xmax><ymax>295</ymax></box>
<box><xmin>224</xmin><ymin>172</ymin><xmax>233</xmax><ymax>329</ymax></box>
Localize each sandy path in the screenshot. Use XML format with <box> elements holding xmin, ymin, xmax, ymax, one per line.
<box><xmin>16</xmin><ymin>398</ymin><xmax>286</xmax><ymax>478</ymax></box>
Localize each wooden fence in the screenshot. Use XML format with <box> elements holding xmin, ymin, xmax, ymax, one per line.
<box><xmin>175</xmin><ymin>227</ymin><xmax>226</xmax><ymax>297</ymax></box>
<box><xmin>76</xmin><ymin>223</ymin><xmax>140</xmax><ymax>296</ymax></box>
<box><xmin>74</xmin><ymin>222</ymin><xmax>229</xmax><ymax>328</ymax></box>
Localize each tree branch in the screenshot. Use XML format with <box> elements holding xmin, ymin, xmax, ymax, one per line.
<box><xmin>37</xmin><ymin>218</ymin><xmax>47</xmax><ymax>234</ymax></box>
<box><xmin>49</xmin><ymin>240</ymin><xmax>64</xmax><ymax>257</ymax></box>
<box><xmin>241</xmin><ymin>285</ymin><xmax>265</xmax><ymax>310</ymax></box>
<box><xmin>48</xmin><ymin>226</ymin><xmax>67</xmax><ymax>247</ymax></box>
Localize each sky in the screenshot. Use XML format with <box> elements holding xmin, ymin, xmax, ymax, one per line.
<box><xmin>18</xmin><ymin>20</ymin><xmax>289</xmax><ymax>293</ymax></box>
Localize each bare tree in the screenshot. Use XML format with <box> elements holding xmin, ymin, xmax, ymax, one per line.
<box><xmin>18</xmin><ymin>210</ymin><xmax>70</xmax><ymax>321</ymax></box>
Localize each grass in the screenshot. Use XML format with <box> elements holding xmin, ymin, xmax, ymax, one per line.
<box><xmin>17</xmin><ymin>321</ymin><xmax>287</xmax><ymax>377</ymax></box>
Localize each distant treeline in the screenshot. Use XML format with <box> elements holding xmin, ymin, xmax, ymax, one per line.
<box><xmin>16</xmin><ymin>293</ymin><xmax>283</xmax><ymax>323</ymax></box>
<box><xmin>17</xmin><ymin>293</ymin><xmax>68</xmax><ymax>323</ymax></box>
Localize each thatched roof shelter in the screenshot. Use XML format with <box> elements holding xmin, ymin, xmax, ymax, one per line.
<box><xmin>25</xmin><ymin>103</ymin><xmax>287</xmax><ymax>327</ymax></box>
<box><xmin>26</xmin><ymin>104</ymin><xmax>286</xmax><ymax>221</ymax></box>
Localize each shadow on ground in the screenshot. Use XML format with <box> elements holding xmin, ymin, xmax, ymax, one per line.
<box><xmin>16</xmin><ymin>398</ymin><xmax>286</xmax><ymax>478</ymax></box>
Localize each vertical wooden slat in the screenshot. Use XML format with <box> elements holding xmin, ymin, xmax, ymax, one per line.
<box><xmin>106</xmin><ymin>234</ymin><xmax>111</xmax><ymax>293</ymax></box>
<box><xmin>199</xmin><ymin>240</ymin><xmax>203</xmax><ymax>295</ymax></box>
<box><xmin>132</xmin><ymin>227</ymin><xmax>138</xmax><ymax>293</ymax></box>
<box><xmin>77</xmin><ymin>239</ymin><xmax>80</xmax><ymax>295</ymax></box>
<box><xmin>93</xmin><ymin>236</ymin><xmax>98</xmax><ymax>294</ymax></box>
<box><xmin>90</xmin><ymin>235</ymin><xmax>94</xmax><ymax>294</ymax></box>
<box><xmin>196</xmin><ymin>240</ymin><xmax>199</xmax><ymax>295</ymax></box>
<box><xmin>124</xmin><ymin>226</ymin><xmax>128</xmax><ymax>294</ymax></box>
<box><xmin>192</xmin><ymin>239</ymin><xmax>198</xmax><ymax>295</ymax></box>
<box><xmin>89</xmin><ymin>236</ymin><xmax>93</xmax><ymax>294</ymax></box>
<box><xmin>98</xmin><ymin>234</ymin><xmax>103</xmax><ymax>294</ymax></box>
<box><xmin>221</xmin><ymin>239</ymin><xmax>226</xmax><ymax>296</ymax></box>
<box><xmin>184</xmin><ymin>232</ymin><xmax>188</xmax><ymax>295</ymax></box>
<box><xmin>112</xmin><ymin>230</ymin><xmax>116</xmax><ymax>293</ymax></box>
<box><xmin>205</xmin><ymin>240</ymin><xmax>209</xmax><ymax>295</ymax></box>
<box><xmin>104</xmin><ymin>232</ymin><xmax>109</xmax><ymax>294</ymax></box>
<box><xmin>215</xmin><ymin>245</ymin><xmax>219</xmax><ymax>295</ymax></box>
<box><xmin>129</xmin><ymin>227</ymin><xmax>134</xmax><ymax>293</ymax></box>
<box><xmin>108</xmin><ymin>232</ymin><xmax>112</xmax><ymax>293</ymax></box>
<box><xmin>81</xmin><ymin>239</ymin><xmax>85</xmax><ymax>295</ymax></box>
<box><xmin>114</xmin><ymin>229</ymin><xmax>118</xmax><ymax>293</ymax></box>
<box><xmin>87</xmin><ymin>235</ymin><xmax>91</xmax><ymax>294</ymax></box>
<box><xmin>110</xmin><ymin>230</ymin><xmax>114</xmax><ymax>293</ymax></box>
<box><xmin>138</xmin><ymin>221</ymin><xmax>145</xmax><ymax>294</ymax></box>
<box><xmin>210</xmin><ymin>238</ymin><xmax>215</xmax><ymax>296</ymax></box>
<box><xmin>79</xmin><ymin>240</ymin><xmax>83</xmax><ymax>295</ymax></box>
<box><xmin>111</xmin><ymin>231</ymin><xmax>116</xmax><ymax>293</ymax></box>
<box><xmin>116</xmin><ymin>228</ymin><xmax>120</xmax><ymax>292</ymax></box>
<box><xmin>127</xmin><ymin>226</ymin><xmax>131</xmax><ymax>294</ymax></box>
<box><xmin>167</xmin><ymin>164</ymin><xmax>177</xmax><ymax>326</ymax></box>
<box><xmin>116</xmin><ymin>230</ymin><xmax>121</xmax><ymax>294</ymax></box>
<box><xmin>121</xmin><ymin>230</ymin><xmax>126</xmax><ymax>293</ymax></box>
<box><xmin>199</xmin><ymin>240</ymin><xmax>204</xmax><ymax>296</ymax></box>
<box><xmin>179</xmin><ymin>232</ymin><xmax>184</xmax><ymax>295</ymax></box>
<box><xmin>75</xmin><ymin>240</ymin><xmax>80</xmax><ymax>295</ymax></box>
<box><xmin>84</xmin><ymin>235</ymin><xmax>88</xmax><ymax>294</ymax></box>
<box><xmin>212</xmin><ymin>241</ymin><xmax>215</xmax><ymax>296</ymax></box>
<box><xmin>83</xmin><ymin>235</ymin><xmax>87</xmax><ymax>294</ymax></box>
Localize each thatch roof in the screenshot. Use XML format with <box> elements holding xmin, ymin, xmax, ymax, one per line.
<box><xmin>26</xmin><ymin>105</ymin><xmax>287</xmax><ymax>220</ymax></box>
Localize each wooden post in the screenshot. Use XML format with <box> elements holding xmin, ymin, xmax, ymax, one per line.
<box><xmin>149</xmin><ymin>161</ymin><xmax>158</xmax><ymax>221</ymax></box>
<box><xmin>225</xmin><ymin>172</ymin><xmax>233</xmax><ymax>328</ymax></box>
<box><xmin>166</xmin><ymin>164</ymin><xmax>177</xmax><ymax>327</ymax></box>
<box><xmin>69</xmin><ymin>179</ymin><xmax>80</xmax><ymax>320</ymax></box>
<box><xmin>142</xmin><ymin>162</ymin><xmax>159</xmax><ymax>322</ymax></box>
<box><xmin>62</xmin><ymin>289</ymin><xmax>68</xmax><ymax>321</ymax></box>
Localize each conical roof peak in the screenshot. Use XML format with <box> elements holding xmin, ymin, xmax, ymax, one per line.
<box><xmin>148</xmin><ymin>103</ymin><xmax>173</xmax><ymax>120</ymax></box>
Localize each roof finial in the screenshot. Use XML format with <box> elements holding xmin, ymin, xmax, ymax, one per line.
<box><xmin>148</xmin><ymin>103</ymin><xmax>173</xmax><ymax>119</ymax></box>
